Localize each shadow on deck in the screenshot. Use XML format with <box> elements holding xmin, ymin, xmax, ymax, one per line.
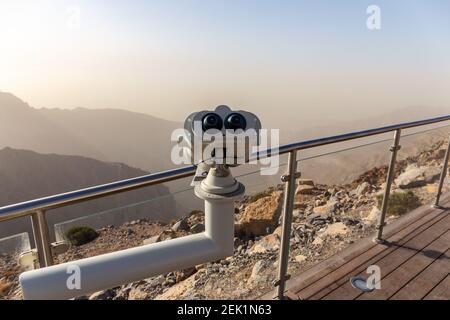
<box><xmin>262</xmin><ymin>192</ymin><xmax>450</xmax><ymax>300</ymax></box>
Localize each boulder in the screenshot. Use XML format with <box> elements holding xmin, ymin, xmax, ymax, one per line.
<box><xmin>195</xmin><ymin>263</ymin><xmax>207</xmax><ymax>271</ymax></box>
<box><xmin>306</xmin><ymin>213</ymin><xmax>329</xmax><ymax>228</ymax></box>
<box><xmin>51</xmin><ymin>241</ymin><xmax>70</xmax><ymax>255</ymax></box>
<box><xmin>296</xmin><ymin>185</ymin><xmax>315</xmax><ymax>195</ymax></box>
<box><xmin>154</xmin><ymin>275</ymin><xmax>197</xmax><ymax>300</ymax></box>
<box><xmin>171</xmin><ymin>218</ymin><xmax>189</xmax><ymax>232</ymax></box>
<box><xmin>175</xmin><ymin>267</ymin><xmax>197</xmax><ymax>282</ymax></box>
<box><xmin>187</xmin><ymin>210</ymin><xmax>204</xmax><ymax>225</ymax></box>
<box><xmin>426</xmin><ymin>184</ymin><xmax>438</xmax><ymax>194</ymax></box>
<box><xmin>272</xmin><ymin>226</ymin><xmax>283</xmax><ymax>238</ymax></box>
<box><xmin>395</xmin><ymin>165</ymin><xmax>440</xmax><ymax>189</ymax></box>
<box><xmin>145</xmin><ymin>275</ymin><xmax>165</xmax><ymax>287</ymax></box>
<box><xmin>298</xmin><ymin>179</ymin><xmax>315</xmax><ymax>187</ymax></box>
<box><xmin>248</xmin><ymin>260</ymin><xmax>266</xmax><ymax>283</ymax></box>
<box><xmin>249</xmin><ymin>234</ymin><xmax>280</xmax><ymax>254</ymax></box>
<box><xmin>128</xmin><ymin>288</ymin><xmax>150</xmax><ymax>300</ymax></box>
<box><xmin>311</xmin><ymin>237</ymin><xmax>323</xmax><ymax>246</ymax></box>
<box><xmin>294</xmin><ymin>255</ymin><xmax>307</xmax><ymax>263</ymax></box>
<box><xmin>190</xmin><ymin>223</ymin><xmax>205</xmax><ymax>234</ymax></box>
<box><xmin>142</xmin><ymin>234</ymin><xmax>161</xmax><ymax>245</ymax></box>
<box><xmin>236</xmin><ymin>191</ymin><xmax>283</xmax><ymax>237</ymax></box>
<box><xmin>351</xmin><ymin>182</ymin><xmax>371</xmax><ymax>196</ymax></box>
<box><xmin>293</xmin><ymin>209</ymin><xmax>302</xmax><ymax>219</ymax></box>
<box><xmin>363</xmin><ymin>206</ymin><xmax>380</xmax><ymax>226</ymax></box>
<box><xmin>295</xmin><ymin>179</ymin><xmax>316</xmax><ymax>195</ymax></box>
<box><xmin>321</xmin><ymin>222</ymin><xmax>349</xmax><ymax>237</ymax></box>
<box><xmin>313</xmin><ymin>201</ymin><xmax>337</xmax><ymax>216</ymax></box>
<box><xmin>0</xmin><ymin>279</ymin><xmax>12</xmax><ymax>297</ymax></box>
<box><xmin>423</xmin><ymin>167</ymin><xmax>442</xmax><ymax>184</ymax></box>
<box><xmin>88</xmin><ymin>289</ymin><xmax>114</xmax><ymax>300</ymax></box>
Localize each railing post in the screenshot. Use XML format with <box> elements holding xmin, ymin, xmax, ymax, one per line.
<box><xmin>433</xmin><ymin>137</ymin><xmax>450</xmax><ymax>208</ymax></box>
<box><xmin>30</xmin><ymin>210</ymin><xmax>53</xmax><ymax>267</ymax></box>
<box><xmin>375</xmin><ymin>129</ymin><xmax>402</xmax><ymax>243</ymax></box>
<box><xmin>275</xmin><ymin>150</ymin><xmax>299</xmax><ymax>299</ymax></box>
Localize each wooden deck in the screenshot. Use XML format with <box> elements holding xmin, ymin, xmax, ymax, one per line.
<box><xmin>266</xmin><ymin>192</ymin><xmax>450</xmax><ymax>300</ymax></box>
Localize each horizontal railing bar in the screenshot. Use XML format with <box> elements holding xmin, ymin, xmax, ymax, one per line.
<box><xmin>0</xmin><ymin>114</ymin><xmax>449</xmax><ymax>222</ymax></box>
<box><xmin>254</xmin><ymin>115</ymin><xmax>450</xmax><ymax>159</ymax></box>
<box><xmin>226</xmin><ymin>121</ymin><xmax>450</xmax><ymax>179</ymax></box>
<box><xmin>296</xmin><ymin>122</ymin><xmax>450</xmax><ymax>163</ymax></box>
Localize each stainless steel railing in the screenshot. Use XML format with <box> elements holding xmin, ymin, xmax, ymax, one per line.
<box><xmin>0</xmin><ymin>114</ymin><xmax>449</xmax><ymax>299</ymax></box>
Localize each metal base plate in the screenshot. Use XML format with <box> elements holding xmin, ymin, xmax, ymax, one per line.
<box><xmin>350</xmin><ymin>277</ymin><xmax>375</xmax><ymax>293</ymax></box>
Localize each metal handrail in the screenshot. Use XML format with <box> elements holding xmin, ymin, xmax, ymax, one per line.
<box><xmin>2</xmin><ymin>114</ymin><xmax>450</xmax><ymax>222</ymax></box>
<box><xmin>1</xmin><ymin>113</ymin><xmax>450</xmax><ymax>298</ymax></box>
<box><xmin>258</xmin><ymin>115</ymin><xmax>450</xmax><ymax>157</ymax></box>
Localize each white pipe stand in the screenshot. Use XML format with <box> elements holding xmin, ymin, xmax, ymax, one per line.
<box><xmin>20</xmin><ymin>166</ymin><xmax>244</xmax><ymax>300</ymax></box>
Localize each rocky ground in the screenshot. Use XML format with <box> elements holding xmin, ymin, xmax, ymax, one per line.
<box><xmin>1</xmin><ymin>140</ymin><xmax>449</xmax><ymax>300</ymax></box>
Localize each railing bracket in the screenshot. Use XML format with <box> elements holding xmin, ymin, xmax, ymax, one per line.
<box><xmin>273</xmin><ymin>274</ymin><xmax>291</xmax><ymax>287</ymax></box>
<box><xmin>373</xmin><ymin>237</ymin><xmax>388</xmax><ymax>245</ymax></box>
<box><xmin>281</xmin><ymin>172</ymin><xmax>301</xmax><ymax>183</ymax></box>
<box><xmin>375</xmin><ymin>222</ymin><xmax>387</xmax><ymax>230</ymax></box>
<box><xmin>390</xmin><ymin>145</ymin><xmax>401</xmax><ymax>152</ymax></box>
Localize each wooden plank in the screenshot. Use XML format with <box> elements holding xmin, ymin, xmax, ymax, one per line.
<box><xmin>258</xmin><ymin>192</ymin><xmax>450</xmax><ymax>300</ymax></box>
<box><xmin>321</xmin><ymin>214</ymin><xmax>450</xmax><ymax>300</ymax></box>
<box><xmin>423</xmin><ymin>274</ymin><xmax>450</xmax><ymax>300</ymax></box>
<box><xmin>284</xmin><ymin>193</ymin><xmax>450</xmax><ymax>299</ymax></box>
<box><xmin>323</xmin><ymin>215</ymin><xmax>450</xmax><ymax>300</ymax></box>
<box><xmin>358</xmin><ymin>231</ymin><xmax>450</xmax><ymax>300</ymax></box>
<box><xmin>288</xmin><ymin>202</ymin><xmax>442</xmax><ymax>297</ymax></box>
<box><xmin>293</xmin><ymin>208</ymin><xmax>447</xmax><ymax>299</ymax></box>
<box><xmin>304</xmin><ymin>210</ymin><xmax>447</xmax><ymax>300</ymax></box>
<box><xmin>390</xmin><ymin>249</ymin><xmax>450</xmax><ymax>300</ymax></box>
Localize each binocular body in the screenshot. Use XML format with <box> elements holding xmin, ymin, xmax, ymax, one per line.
<box><xmin>182</xmin><ymin>105</ymin><xmax>262</xmax><ymax>167</ymax></box>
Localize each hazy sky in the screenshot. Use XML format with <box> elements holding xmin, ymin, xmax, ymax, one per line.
<box><xmin>1</xmin><ymin>0</ymin><xmax>450</xmax><ymax>127</ymax></box>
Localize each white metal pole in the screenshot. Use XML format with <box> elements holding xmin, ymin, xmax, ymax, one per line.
<box><xmin>20</xmin><ymin>167</ymin><xmax>243</xmax><ymax>300</ymax></box>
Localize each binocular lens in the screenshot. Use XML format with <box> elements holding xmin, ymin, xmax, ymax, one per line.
<box><xmin>225</xmin><ymin>113</ymin><xmax>247</xmax><ymax>130</ymax></box>
<box><xmin>202</xmin><ymin>113</ymin><xmax>223</xmax><ymax>131</ymax></box>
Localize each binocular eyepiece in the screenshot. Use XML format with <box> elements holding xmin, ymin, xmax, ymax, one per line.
<box><xmin>201</xmin><ymin>112</ymin><xmax>247</xmax><ymax>131</ymax></box>
<box><xmin>182</xmin><ymin>105</ymin><xmax>262</xmax><ymax>168</ymax></box>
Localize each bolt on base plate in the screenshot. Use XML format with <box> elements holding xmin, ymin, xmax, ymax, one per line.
<box><xmin>372</xmin><ymin>237</ymin><xmax>388</xmax><ymax>245</ymax></box>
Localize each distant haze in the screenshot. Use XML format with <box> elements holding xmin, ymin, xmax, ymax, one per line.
<box><xmin>0</xmin><ymin>92</ymin><xmax>181</xmax><ymax>172</ymax></box>
<box><xmin>0</xmin><ymin>93</ymin><xmax>448</xmax><ymax>244</ymax></box>
<box><xmin>1</xmin><ymin>0</ymin><xmax>450</xmax><ymax>128</ymax></box>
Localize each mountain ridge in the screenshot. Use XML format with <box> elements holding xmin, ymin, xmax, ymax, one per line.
<box><xmin>0</xmin><ymin>147</ymin><xmax>177</xmax><ymax>242</ymax></box>
<box><xmin>0</xmin><ymin>91</ymin><xmax>181</xmax><ymax>172</ymax></box>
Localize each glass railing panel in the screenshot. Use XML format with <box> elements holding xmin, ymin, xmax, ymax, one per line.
<box><xmin>0</xmin><ymin>232</ymin><xmax>31</xmax><ymax>256</ymax></box>
<box><xmin>277</xmin><ymin>124</ymin><xmax>450</xmax><ymax>298</ymax></box>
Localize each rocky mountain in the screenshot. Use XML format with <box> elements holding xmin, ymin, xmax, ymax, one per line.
<box><xmin>0</xmin><ymin>91</ymin><xmax>181</xmax><ymax>172</ymax></box>
<box><xmin>1</xmin><ymin>139</ymin><xmax>448</xmax><ymax>300</ymax></box>
<box><xmin>2</xmin><ymin>91</ymin><xmax>448</xmax><ymax>177</ymax></box>
<box><xmin>0</xmin><ymin>148</ymin><xmax>176</xmax><ymax>242</ymax></box>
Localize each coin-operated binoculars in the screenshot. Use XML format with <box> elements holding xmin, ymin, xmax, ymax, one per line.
<box><xmin>19</xmin><ymin>105</ymin><xmax>262</xmax><ymax>300</ymax></box>
<box><xmin>183</xmin><ymin>105</ymin><xmax>262</xmax><ymax>184</ymax></box>
<box><xmin>183</xmin><ymin>105</ymin><xmax>262</xmax><ymax>249</ymax></box>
